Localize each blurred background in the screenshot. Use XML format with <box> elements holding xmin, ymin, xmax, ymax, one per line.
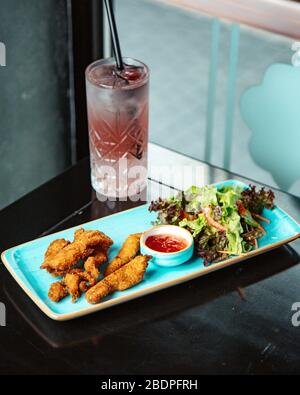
<box><xmin>0</xmin><ymin>0</ymin><xmax>299</xmax><ymax>209</ymax></box>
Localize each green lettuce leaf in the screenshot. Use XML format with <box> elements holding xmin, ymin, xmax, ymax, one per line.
<box><xmin>217</xmin><ymin>185</ymin><xmax>242</xmax><ymax>219</ymax></box>
<box><xmin>179</xmin><ymin>215</ymin><xmax>207</xmax><ymax>237</ymax></box>
<box><xmin>217</xmin><ymin>186</ymin><xmax>242</xmax><ymax>208</ymax></box>
<box><xmin>223</xmin><ymin>210</ymin><xmax>243</xmax><ymax>254</ymax></box>
<box><xmin>185</xmin><ymin>185</ymin><xmax>218</xmax><ymax>212</ymax></box>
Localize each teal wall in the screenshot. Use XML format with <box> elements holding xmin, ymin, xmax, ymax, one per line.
<box><xmin>0</xmin><ymin>0</ymin><xmax>71</xmax><ymax>209</ymax></box>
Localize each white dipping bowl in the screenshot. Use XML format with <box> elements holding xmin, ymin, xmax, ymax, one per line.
<box><xmin>140</xmin><ymin>225</ymin><xmax>194</xmax><ymax>267</ymax></box>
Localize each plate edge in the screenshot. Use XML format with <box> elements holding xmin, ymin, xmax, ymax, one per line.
<box><xmin>13</xmin><ymin>232</ymin><xmax>300</xmax><ymax>321</ymax></box>
<box><xmin>1</xmin><ymin>253</ymin><xmax>61</xmax><ymax>320</ymax></box>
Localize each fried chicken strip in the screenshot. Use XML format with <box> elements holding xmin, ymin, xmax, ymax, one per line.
<box><xmin>42</xmin><ymin>238</ymin><xmax>71</xmax><ymax>277</ymax></box>
<box><xmin>44</xmin><ymin>238</ymin><xmax>70</xmax><ymax>259</ymax></box>
<box><xmin>104</xmin><ymin>233</ymin><xmax>142</xmax><ymax>276</ymax></box>
<box><xmin>41</xmin><ymin>229</ymin><xmax>112</xmax><ymax>276</ymax></box>
<box><xmin>86</xmin><ymin>255</ymin><xmax>150</xmax><ymax>304</ymax></box>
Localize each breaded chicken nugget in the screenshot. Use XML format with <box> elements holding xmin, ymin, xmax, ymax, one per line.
<box><xmin>48</xmin><ymin>269</ymin><xmax>97</xmax><ymax>303</ymax></box>
<box><xmin>64</xmin><ymin>272</ymin><xmax>82</xmax><ymax>302</ymax></box>
<box><xmin>48</xmin><ymin>281</ymin><xmax>68</xmax><ymax>302</ymax></box>
<box><xmin>84</xmin><ymin>241</ymin><xmax>112</xmax><ymax>279</ymax></box>
<box><xmin>104</xmin><ymin>233</ymin><xmax>141</xmax><ymax>276</ymax></box>
<box><xmin>86</xmin><ymin>255</ymin><xmax>150</xmax><ymax>304</ymax></box>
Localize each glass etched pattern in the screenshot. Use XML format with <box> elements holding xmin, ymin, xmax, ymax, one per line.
<box><xmin>86</xmin><ymin>58</ymin><xmax>149</xmax><ymax>199</ymax></box>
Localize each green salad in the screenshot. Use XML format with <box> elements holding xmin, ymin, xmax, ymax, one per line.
<box><xmin>149</xmin><ymin>183</ymin><xmax>275</xmax><ymax>265</ymax></box>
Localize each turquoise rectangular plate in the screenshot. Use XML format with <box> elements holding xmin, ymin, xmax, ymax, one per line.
<box><xmin>2</xmin><ymin>180</ymin><xmax>300</xmax><ymax>320</ymax></box>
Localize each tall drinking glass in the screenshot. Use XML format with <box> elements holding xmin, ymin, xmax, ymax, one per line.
<box><xmin>85</xmin><ymin>57</ymin><xmax>149</xmax><ymax>200</ymax></box>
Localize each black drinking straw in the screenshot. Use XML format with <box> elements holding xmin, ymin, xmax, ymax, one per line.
<box><xmin>104</xmin><ymin>0</ymin><xmax>124</xmax><ymax>70</ymax></box>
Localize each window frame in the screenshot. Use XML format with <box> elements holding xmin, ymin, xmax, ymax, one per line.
<box><xmin>70</xmin><ymin>0</ymin><xmax>110</xmax><ymax>162</ymax></box>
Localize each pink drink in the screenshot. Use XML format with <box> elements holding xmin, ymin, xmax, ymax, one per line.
<box><xmin>85</xmin><ymin>57</ymin><xmax>149</xmax><ymax>199</ymax></box>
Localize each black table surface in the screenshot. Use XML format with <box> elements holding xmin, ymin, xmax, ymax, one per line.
<box><xmin>1</xmin><ymin>155</ymin><xmax>300</xmax><ymax>375</ymax></box>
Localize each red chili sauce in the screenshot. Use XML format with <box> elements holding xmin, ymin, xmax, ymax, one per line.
<box><xmin>145</xmin><ymin>234</ymin><xmax>188</xmax><ymax>253</ymax></box>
